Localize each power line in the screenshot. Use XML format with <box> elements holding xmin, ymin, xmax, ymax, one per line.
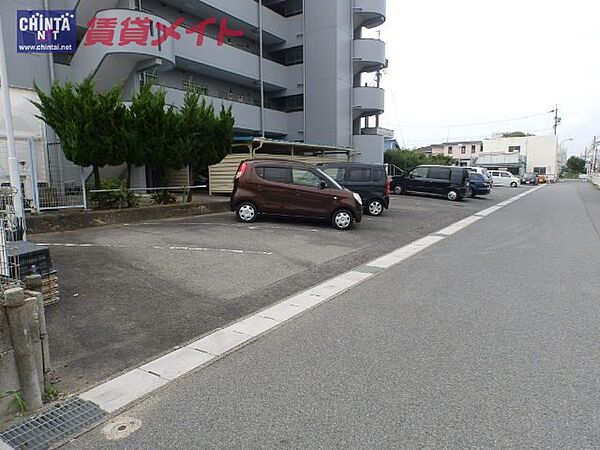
<box><xmin>400</xmin><ymin>127</ymin><xmax>555</xmax><ymax>146</ymax></box>
<box><xmin>397</xmin><ymin>111</ymin><xmax>553</xmax><ymax>129</ymax></box>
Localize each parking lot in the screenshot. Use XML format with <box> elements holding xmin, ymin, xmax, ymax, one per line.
<box><xmin>32</xmin><ymin>187</ymin><xmax>530</xmax><ymax>393</ymax></box>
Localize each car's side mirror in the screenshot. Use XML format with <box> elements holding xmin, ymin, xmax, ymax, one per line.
<box><xmin>319</xmin><ymin>181</ymin><xmax>328</xmax><ymax>190</ymax></box>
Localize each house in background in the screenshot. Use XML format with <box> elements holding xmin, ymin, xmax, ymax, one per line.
<box><xmin>430</xmin><ymin>141</ymin><xmax>484</xmax><ymax>166</ymax></box>
<box><xmin>477</xmin><ymin>135</ymin><xmax>559</xmax><ymax>177</ymax></box>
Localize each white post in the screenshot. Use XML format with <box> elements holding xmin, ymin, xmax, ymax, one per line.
<box><xmin>0</xmin><ymin>16</ymin><xmax>25</xmax><ymax>235</ymax></box>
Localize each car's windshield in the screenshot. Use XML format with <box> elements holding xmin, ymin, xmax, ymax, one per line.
<box><xmin>316</xmin><ymin>168</ymin><xmax>343</xmax><ymax>190</ymax></box>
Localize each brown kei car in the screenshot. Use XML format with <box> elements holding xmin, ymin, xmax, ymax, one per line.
<box><xmin>230</xmin><ymin>160</ymin><xmax>363</xmax><ymax>230</ymax></box>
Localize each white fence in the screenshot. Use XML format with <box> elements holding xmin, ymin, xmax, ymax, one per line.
<box><xmin>0</xmin><ymin>137</ymin><xmax>86</xmax><ymax>211</ymax></box>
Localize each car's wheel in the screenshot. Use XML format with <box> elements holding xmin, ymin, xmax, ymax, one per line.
<box><xmin>510</xmin><ymin>182</ymin><xmax>518</xmax><ymax>188</ymax></box>
<box><xmin>470</xmin><ymin>190</ymin><xmax>477</xmax><ymax>198</ymax></box>
<box><xmin>447</xmin><ymin>189</ymin><xmax>459</xmax><ymax>201</ymax></box>
<box><xmin>394</xmin><ymin>185</ymin><xmax>403</xmax><ymax>195</ymax></box>
<box><xmin>367</xmin><ymin>199</ymin><xmax>384</xmax><ymax>216</ymax></box>
<box><xmin>332</xmin><ymin>209</ymin><xmax>354</xmax><ymax>230</ymax></box>
<box><xmin>236</xmin><ymin>202</ymin><xmax>257</xmax><ymax>223</ymax></box>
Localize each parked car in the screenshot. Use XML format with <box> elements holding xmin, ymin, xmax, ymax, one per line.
<box><xmin>488</xmin><ymin>170</ymin><xmax>520</xmax><ymax>187</ymax></box>
<box><xmin>521</xmin><ymin>172</ymin><xmax>539</xmax><ymax>185</ymax></box>
<box><xmin>394</xmin><ymin>165</ymin><xmax>470</xmax><ymax>201</ymax></box>
<box><xmin>465</xmin><ymin>166</ymin><xmax>490</xmax><ymax>177</ymax></box>
<box><xmin>469</xmin><ymin>173</ymin><xmax>492</xmax><ymax>197</ymax></box>
<box><xmin>230</xmin><ymin>160</ymin><xmax>363</xmax><ymax>230</ymax></box>
<box><xmin>537</xmin><ymin>174</ymin><xmax>547</xmax><ymax>184</ymax></box>
<box><xmin>319</xmin><ymin>163</ymin><xmax>390</xmax><ymax>216</ymax></box>
<box><xmin>390</xmin><ymin>175</ymin><xmax>404</xmax><ymax>195</ymax></box>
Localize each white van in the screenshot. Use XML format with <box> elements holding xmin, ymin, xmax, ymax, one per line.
<box><xmin>488</xmin><ymin>170</ymin><xmax>520</xmax><ymax>187</ymax></box>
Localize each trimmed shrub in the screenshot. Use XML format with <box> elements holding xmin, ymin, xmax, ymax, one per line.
<box><xmin>91</xmin><ymin>179</ymin><xmax>139</xmax><ymax>210</ymax></box>
<box><xmin>151</xmin><ymin>190</ymin><xmax>178</xmax><ymax>205</ymax></box>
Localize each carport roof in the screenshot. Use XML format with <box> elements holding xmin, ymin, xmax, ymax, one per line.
<box><xmin>234</xmin><ymin>138</ymin><xmax>359</xmax><ymax>155</ymax></box>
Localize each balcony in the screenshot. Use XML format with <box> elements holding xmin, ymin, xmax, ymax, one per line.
<box><xmin>162</xmin><ymin>0</ymin><xmax>289</xmax><ymax>44</ymax></box>
<box><xmin>162</xmin><ymin>87</ymin><xmax>290</xmax><ymax>136</ymax></box>
<box><xmin>353</xmin><ymin>0</ymin><xmax>386</xmax><ymax>29</ymax></box>
<box><xmin>353</xmin><ymin>87</ymin><xmax>385</xmax><ymax>119</ymax></box>
<box><xmin>353</xmin><ymin>134</ymin><xmax>385</xmax><ymax>164</ymax></box>
<box><xmin>353</xmin><ymin>39</ymin><xmax>386</xmax><ymax>74</ymax></box>
<box><xmin>174</xmin><ymin>27</ymin><xmax>289</xmax><ymax>91</ymax></box>
<box><xmin>69</xmin><ymin>9</ymin><xmax>176</xmax><ymax>91</ymax></box>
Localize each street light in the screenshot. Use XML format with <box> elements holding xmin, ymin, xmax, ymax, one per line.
<box><xmin>560</xmin><ymin>138</ymin><xmax>573</xmax><ymax>147</ymax></box>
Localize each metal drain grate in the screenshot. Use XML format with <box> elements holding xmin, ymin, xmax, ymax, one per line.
<box><xmin>0</xmin><ymin>397</ymin><xmax>105</xmax><ymax>450</ymax></box>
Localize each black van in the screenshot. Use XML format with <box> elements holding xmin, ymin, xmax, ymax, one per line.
<box><xmin>395</xmin><ymin>165</ymin><xmax>470</xmax><ymax>201</ymax></box>
<box><xmin>319</xmin><ymin>163</ymin><xmax>390</xmax><ymax>216</ymax></box>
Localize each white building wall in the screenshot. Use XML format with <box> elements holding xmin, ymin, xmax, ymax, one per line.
<box><xmin>483</xmin><ymin>135</ymin><xmax>559</xmax><ymax>175</ymax></box>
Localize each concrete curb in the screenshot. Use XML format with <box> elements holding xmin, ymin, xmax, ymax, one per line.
<box><xmin>26</xmin><ymin>201</ymin><xmax>231</xmax><ymax>234</ymax></box>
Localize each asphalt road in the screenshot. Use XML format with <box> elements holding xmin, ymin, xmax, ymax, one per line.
<box><xmin>63</xmin><ymin>180</ymin><xmax>600</xmax><ymax>449</ymax></box>
<box><xmin>34</xmin><ymin>187</ymin><xmax>520</xmax><ymax>393</ymax></box>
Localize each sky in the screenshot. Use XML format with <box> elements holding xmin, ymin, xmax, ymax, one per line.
<box><xmin>365</xmin><ymin>0</ymin><xmax>600</xmax><ymax>156</ymax></box>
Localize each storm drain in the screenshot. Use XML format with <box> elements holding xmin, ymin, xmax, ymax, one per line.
<box><xmin>0</xmin><ymin>397</ymin><xmax>105</xmax><ymax>450</ymax></box>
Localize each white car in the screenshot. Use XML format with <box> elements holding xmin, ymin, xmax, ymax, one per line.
<box><xmin>488</xmin><ymin>170</ymin><xmax>520</xmax><ymax>187</ymax></box>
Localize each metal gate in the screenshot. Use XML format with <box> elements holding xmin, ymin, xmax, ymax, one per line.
<box><xmin>0</xmin><ymin>138</ymin><xmax>87</xmax><ymax>211</ymax></box>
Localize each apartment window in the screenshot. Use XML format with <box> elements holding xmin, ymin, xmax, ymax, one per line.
<box><xmin>508</xmin><ymin>145</ymin><xmax>521</xmax><ymax>153</ymax></box>
<box><xmin>182</xmin><ymin>80</ymin><xmax>208</xmax><ymax>95</ymax></box>
<box><xmin>471</xmin><ymin>145</ymin><xmax>476</xmax><ymax>154</ymax></box>
<box><xmin>448</xmin><ymin>146</ymin><xmax>453</xmax><ymax>155</ymax></box>
<box><xmin>461</xmin><ymin>146</ymin><xmax>466</xmax><ymax>154</ymax></box>
<box><xmin>534</xmin><ymin>167</ymin><xmax>547</xmax><ymax>175</ymax></box>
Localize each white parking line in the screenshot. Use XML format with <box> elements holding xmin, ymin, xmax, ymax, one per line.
<box><xmin>36</xmin><ymin>242</ymin><xmax>273</xmax><ymax>256</ymax></box>
<box><xmin>76</xmin><ymin>188</ymin><xmax>542</xmax><ymax>416</ymax></box>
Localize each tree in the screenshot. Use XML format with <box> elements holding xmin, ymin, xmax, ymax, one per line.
<box><xmin>384</xmin><ymin>149</ymin><xmax>454</xmax><ymax>172</ymax></box>
<box><xmin>566</xmin><ymin>156</ymin><xmax>586</xmax><ymax>174</ymax></box>
<box><xmin>32</xmin><ymin>77</ymin><xmax>126</xmax><ymax>188</ymax></box>
<box><xmin>177</xmin><ymin>89</ymin><xmax>234</xmax><ymax>182</ymax></box>
<box><xmin>501</xmin><ymin>131</ymin><xmax>535</xmax><ymax>138</ymax></box>
<box><xmin>128</xmin><ymin>81</ymin><xmax>181</xmax><ymax>186</ymax></box>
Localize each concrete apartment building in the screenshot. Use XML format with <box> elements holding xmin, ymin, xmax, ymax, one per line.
<box><xmin>0</xmin><ymin>0</ymin><xmax>387</xmax><ymax>192</ymax></box>
<box><xmin>478</xmin><ymin>135</ymin><xmax>559</xmax><ymax>177</ymax></box>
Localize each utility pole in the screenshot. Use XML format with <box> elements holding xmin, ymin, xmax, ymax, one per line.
<box><xmin>552</xmin><ymin>105</ymin><xmax>561</xmax><ymax>135</ymax></box>
<box><xmin>0</xmin><ymin>15</ymin><xmax>25</xmax><ymax>239</ymax></box>
<box><xmin>593</xmin><ymin>136</ymin><xmax>599</xmax><ymax>173</ymax></box>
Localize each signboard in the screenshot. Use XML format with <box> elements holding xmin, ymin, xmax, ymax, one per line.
<box><xmin>16</xmin><ymin>10</ymin><xmax>76</xmax><ymax>53</ymax></box>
